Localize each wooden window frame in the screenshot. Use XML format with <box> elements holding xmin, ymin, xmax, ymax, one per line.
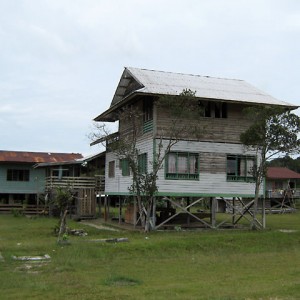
<box><xmin>199</xmin><ymin>101</ymin><xmax>227</xmax><ymax>118</ymax></box>
<box><xmin>226</xmin><ymin>155</ymin><xmax>255</xmax><ymax>182</ymax></box>
<box><xmin>108</xmin><ymin>161</ymin><xmax>115</xmax><ymax>178</ymax></box>
<box><xmin>7</xmin><ymin>169</ymin><xmax>29</xmax><ymax>182</ymax></box>
<box><xmin>7</xmin><ymin>169</ymin><xmax>30</xmax><ymax>182</ymax></box>
<box><xmin>165</xmin><ymin>152</ymin><xmax>199</xmax><ymax>180</ymax></box>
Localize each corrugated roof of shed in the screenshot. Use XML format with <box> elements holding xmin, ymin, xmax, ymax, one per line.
<box><xmin>35</xmin><ymin>151</ymin><xmax>105</xmax><ymax>167</ymax></box>
<box><xmin>267</xmin><ymin>167</ymin><xmax>300</xmax><ymax>179</ymax></box>
<box><xmin>0</xmin><ymin>150</ymin><xmax>83</xmax><ymax>163</ymax></box>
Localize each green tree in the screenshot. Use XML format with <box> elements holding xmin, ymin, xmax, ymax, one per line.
<box><xmin>54</xmin><ymin>186</ymin><xmax>74</xmax><ymax>242</ymax></box>
<box><xmin>240</xmin><ymin>106</ymin><xmax>300</xmax><ymax>229</ymax></box>
<box><xmin>90</xmin><ymin>89</ymin><xmax>204</xmax><ymax>232</ymax></box>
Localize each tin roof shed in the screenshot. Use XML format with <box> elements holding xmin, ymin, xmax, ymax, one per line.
<box><xmin>0</xmin><ymin>150</ymin><xmax>83</xmax><ymax>164</ymax></box>
<box><xmin>267</xmin><ymin>167</ymin><xmax>300</xmax><ymax>179</ymax></box>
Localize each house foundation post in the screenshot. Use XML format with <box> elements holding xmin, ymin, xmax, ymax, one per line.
<box><xmin>97</xmin><ymin>194</ymin><xmax>101</xmax><ymax>218</ymax></box>
<box><xmin>262</xmin><ymin>197</ymin><xmax>266</xmax><ymax>229</ymax></box>
<box><xmin>104</xmin><ymin>195</ymin><xmax>108</xmax><ymax>222</ymax></box>
<box><xmin>118</xmin><ymin>196</ymin><xmax>122</xmax><ymax>224</ymax></box>
<box><xmin>133</xmin><ymin>196</ymin><xmax>137</xmax><ymax>228</ymax></box>
<box><xmin>211</xmin><ymin>197</ymin><xmax>217</xmax><ymax>228</ymax></box>
<box><xmin>232</xmin><ymin>197</ymin><xmax>235</xmax><ymax>226</ymax></box>
<box><xmin>187</xmin><ymin>197</ymin><xmax>190</xmax><ymax>226</ymax></box>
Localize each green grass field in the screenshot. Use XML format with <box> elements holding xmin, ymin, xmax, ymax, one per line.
<box><xmin>1</xmin><ymin>213</ymin><xmax>300</xmax><ymax>299</ymax></box>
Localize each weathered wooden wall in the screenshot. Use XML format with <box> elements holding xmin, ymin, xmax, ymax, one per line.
<box><xmin>104</xmin><ymin>139</ymin><xmax>154</xmax><ymax>194</ymax></box>
<box><xmin>156</xmin><ymin>102</ymin><xmax>253</xmax><ymax>143</ymax></box>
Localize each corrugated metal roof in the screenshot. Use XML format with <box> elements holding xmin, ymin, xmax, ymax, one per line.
<box><xmin>267</xmin><ymin>167</ymin><xmax>300</xmax><ymax>179</ymax></box>
<box><xmin>125</xmin><ymin>67</ymin><xmax>295</xmax><ymax>107</ymax></box>
<box><xmin>35</xmin><ymin>151</ymin><xmax>105</xmax><ymax>167</ymax></box>
<box><xmin>95</xmin><ymin>67</ymin><xmax>297</xmax><ymax>122</ymax></box>
<box><xmin>0</xmin><ymin>150</ymin><xmax>83</xmax><ymax>163</ymax></box>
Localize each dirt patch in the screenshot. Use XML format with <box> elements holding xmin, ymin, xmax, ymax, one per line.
<box><xmin>80</xmin><ymin>221</ymin><xmax>119</xmax><ymax>231</ymax></box>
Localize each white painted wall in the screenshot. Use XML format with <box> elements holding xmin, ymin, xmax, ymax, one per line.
<box><xmin>104</xmin><ymin>138</ymin><xmax>263</xmax><ymax>197</ymax></box>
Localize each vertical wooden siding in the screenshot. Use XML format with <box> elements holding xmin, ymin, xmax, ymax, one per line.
<box><xmin>0</xmin><ymin>163</ymin><xmax>45</xmax><ymax>194</ymax></box>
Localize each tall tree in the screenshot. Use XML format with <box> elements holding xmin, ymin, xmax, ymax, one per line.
<box><xmin>240</xmin><ymin>106</ymin><xmax>300</xmax><ymax>229</ymax></box>
<box><xmin>90</xmin><ymin>89</ymin><xmax>204</xmax><ymax>232</ymax></box>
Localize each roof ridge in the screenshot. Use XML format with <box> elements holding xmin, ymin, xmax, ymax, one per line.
<box><xmin>0</xmin><ymin>150</ymin><xmax>81</xmax><ymax>155</ymax></box>
<box><xmin>126</xmin><ymin>66</ymin><xmax>244</xmax><ymax>82</ymax></box>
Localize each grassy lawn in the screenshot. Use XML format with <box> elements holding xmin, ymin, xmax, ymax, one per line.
<box><xmin>1</xmin><ymin>213</ymin><xmax>300</xmax><ymax>299</ymax></box>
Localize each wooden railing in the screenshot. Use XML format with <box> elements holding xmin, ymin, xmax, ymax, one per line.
<box><xmin>45</xmin><ymin>175</ymin><xmax>105</xmax><ymax>192</ymax></box>
<box><xmin>266</xmin><ymin>189</ymin><xmax>300</xmax><ymax>199</ymax></box>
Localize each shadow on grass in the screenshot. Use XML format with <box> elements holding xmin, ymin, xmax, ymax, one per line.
<box><xmin>104</xmin><ymin>275</ymin><xmax>142</xmax><ymax>287</ymax></box>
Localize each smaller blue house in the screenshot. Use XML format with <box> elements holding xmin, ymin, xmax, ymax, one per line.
<box><xmin>0</xmin><ymin>150</ymin><xmax>82</xmax><ymax>211</ymax></box>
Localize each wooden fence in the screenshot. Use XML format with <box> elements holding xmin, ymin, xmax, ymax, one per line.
<box><xmin>45</xmin><ymin>175</ymin><xmax>105</xmax><ymax>192</ymax></box>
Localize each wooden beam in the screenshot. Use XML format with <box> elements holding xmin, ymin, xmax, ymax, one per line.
<box><xmin>155</xmin><ymin>197</ymin><xmax>211</xmax><ymax>229</ymax></box>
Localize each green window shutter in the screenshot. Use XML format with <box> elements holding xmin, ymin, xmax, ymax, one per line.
<box><xmin>138</xmin><ymin>153</ymin><xmax>147</xmax><ymax>174</ymax></box>
<box><xmin>121</xmin><ymin>159</ymin><xmax>130</xmax><ymax>176</ymax></box>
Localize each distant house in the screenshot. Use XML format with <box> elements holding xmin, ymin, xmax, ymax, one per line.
<box><xmin>35</xmin><ymin>151</ymin><xmax>106</xmax><ymax>218</ymax></box>
<box><xmin>0</xmin><ymin>150</ymin><xmax>82</xmax><ymax>212</ymax></box>
<box><xmin>266</xmin><ymin>167</ymin><xmax>300</xmax><ymax>203</ymax></box>
<box><xmin>92</xmin><ymin>67</ymin><xmax>298</xmax><ymax>229</ymax></box>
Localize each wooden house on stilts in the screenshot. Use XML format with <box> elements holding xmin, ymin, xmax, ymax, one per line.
<box><xmin>92</xmin><ymin>67</ymin><xmax>298</xmax><ymax>230</ymax></box>
<box><xmin>35</xmin><ymin>152</ymin><xmax>105</xmax><ymax>219</ymax></box>
<box><xmin>266</xmin><ymin>167</ymin><xmax>300</xmax><ymax>213</ymax></box>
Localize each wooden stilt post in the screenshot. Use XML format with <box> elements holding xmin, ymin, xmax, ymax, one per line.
<box><xmin>133</xmin><ymin>196</ymin><xmax>137</xmax><ymax>228</ymax></box>
<box><xmin>119</xmin><ymin>196</ymin><xmax>122</xmax><ymax>224</ymax></box>
<box><xmin>99</xmin><ymin>195</ymin><xmax>102</xmax><ymax>218</ymax></box>
<box><xmin>187</xmin><ymin>197</ymin><xmax>190</xmax><ymax>226</ymax></box>
<box><xmin>104</xmin><ymin>195</ymin><xmax>108</xmax><ymax>222</ymax></box>
<box><xmin>232</xmin><ymin>197</ymin><xmax>236</xmax><ymax>226</ymax></box>
<box><xmin>211</xmin><ymin>197</ymin><xmax>217</xmax><ymax>228</ymax></box>
<box><xmin>107</xmin><ymin>197</ymin><xmax>110</xmax><ymax>220</ymax></box>
<box><xmin>262</xmin><ymin>197</ymin><xmax>266</xmax><ymax>229</ymax></box>
<box><xmin>153</xmin><ymin>197</ymin><xmax>156</xmax><ymax>230</ymax></box>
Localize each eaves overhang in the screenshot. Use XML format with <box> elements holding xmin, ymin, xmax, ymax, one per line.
<box><xmin>94</xmin><ymin>92</ymin><xmax>298</xmax><ymax>123</ymax></box>
<box><xmin>93</xmin><ymin>91</ymin><xmax>144</xmax><ymax>122</ymax></box>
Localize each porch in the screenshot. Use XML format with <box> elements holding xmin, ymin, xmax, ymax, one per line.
<box><xmin>45</xmin><ymin>176</ymin><xmax>105</xmax><ymax>191</ymax></box>
<box><xmin>266</xmin><ymin>188</ymin><xmax>299</xmax><ymax>213</ymax></box>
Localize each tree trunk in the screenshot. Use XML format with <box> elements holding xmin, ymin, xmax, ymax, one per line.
<box><xmin>137</xmin><ymin>195</ymin><xmax>145</xmax><ymax>228</ymax></box>
<box><xmin>251</xmin><ymin>176</ymin><xmax>262</xmax><ymax>230</ymax></box>
<box><xmin>144</xmin><ymin>197</ymin><xmax>154</xmax><ymax>232</ymax></box>
<box><xmin>57</xmin><ymin>209</ymin><xmax>68</xmax><ymax>242</ymax></box>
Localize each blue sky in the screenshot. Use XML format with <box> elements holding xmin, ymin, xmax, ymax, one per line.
<box><xmin>0</xmin><ymin>0</ymin><xmax>299</xmax><ymax>156</ymax></box>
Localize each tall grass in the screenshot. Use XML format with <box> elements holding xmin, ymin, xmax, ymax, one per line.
<box><xmin>1</xmin><ymin>213</ymin><xmax>300</xmax><ymax>299</ymax></box>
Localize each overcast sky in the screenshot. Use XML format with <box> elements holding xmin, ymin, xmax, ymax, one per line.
<box><xmin>0</xmin><ymin>0</ymin><xmax>299</xmax><ymax>156</ymax></box>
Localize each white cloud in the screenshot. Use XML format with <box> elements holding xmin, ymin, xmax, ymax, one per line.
<box><xmin>0</xmin><ymin>0</ymin><xmax>299</xmax><ymax>155</ymax></box>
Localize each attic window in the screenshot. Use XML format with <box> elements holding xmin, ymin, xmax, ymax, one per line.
<box><xmin>199</xmin><ymin>101</ymin><xmax>227</xmax><ymax>118</ymax></box>
<box><xmin>143</xmin><ymin>99</ymin><xmax>153</xmax><ymax>122</ymax></box>
<box><xmin>143</xmin><ymin>99</ymin><xmax>153</xmax><ymax>133</ymax></box>
<box><xmin>215</xmin><ymin>102</ymin><xmax>227</xmax><ymax>118</ymax></box>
